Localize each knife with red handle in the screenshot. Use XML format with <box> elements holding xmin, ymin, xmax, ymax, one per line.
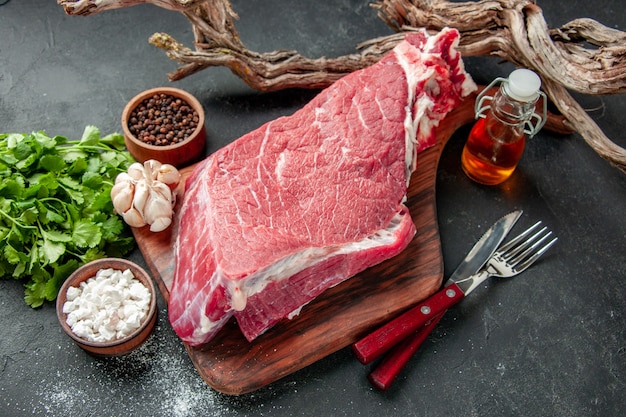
<box><xmin>353</xmin><ymin>210</ymin><xmax>523</xmax><ymax>388</ymax></box>
<box><xmin>367</xmin><ymin>311</ymin><xmax>445</xmax><ymax>390</ymax></box>
<box><xmin>353</xmin><ymin>286</ymin><xmax>464</xmax><ymax>365</ymax></box>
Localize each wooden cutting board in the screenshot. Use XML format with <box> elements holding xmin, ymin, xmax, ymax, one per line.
<box><xmin>132</xmin><ymin>89</ymin><xmax>568</xmax><ymax>395</ymax></box>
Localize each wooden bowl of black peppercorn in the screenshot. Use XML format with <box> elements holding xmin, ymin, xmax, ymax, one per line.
<box><xmin>122</xmin><ymin>87</ymin><xmax>206</xmax><ymax>168</ymax></box>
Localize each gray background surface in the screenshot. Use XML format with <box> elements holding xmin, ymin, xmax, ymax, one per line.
<box><xmin>1</xmin><ymin>1</ymin><xmax>624</xmax><ymax>416</ymax></box>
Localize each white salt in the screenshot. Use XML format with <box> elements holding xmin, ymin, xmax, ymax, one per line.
<box><xmin>63</xmin><ymin>268</ymin><xmax>151</xmax><ymax>342</ymax></box>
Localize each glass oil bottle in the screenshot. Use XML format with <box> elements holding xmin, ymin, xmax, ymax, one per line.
<box><xmin>461</xmin><ymin>69</ymin><xmax>547</xmax><ymax>185</ymax></box>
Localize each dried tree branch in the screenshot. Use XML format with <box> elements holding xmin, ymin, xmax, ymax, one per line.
<box><xmin>56</xmin><ymin>0</ymin><xmax>205</xmax><ymax>15</ymax></box>
<box><xmin>57</xmin><ymin>0</ymin><xmax>626</xmax><ymax>172</ymax></box>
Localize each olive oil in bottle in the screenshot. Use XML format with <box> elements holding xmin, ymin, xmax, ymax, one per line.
<box><xmin>461</xmin><ymin>69</ymin><xmax>547</xmax><ymax>185</ymax></box>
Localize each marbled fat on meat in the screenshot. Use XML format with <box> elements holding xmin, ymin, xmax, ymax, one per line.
<box><xmin>169</xmin><ymin>28</ymin><xmax>476</xmax><ymax>346</ymax></box>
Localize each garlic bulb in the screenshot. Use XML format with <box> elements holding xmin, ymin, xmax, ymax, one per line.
<box><xmin>111</xmin><ymin>160</ymin><xmax>181</xmax><ymax>232</ymax></box>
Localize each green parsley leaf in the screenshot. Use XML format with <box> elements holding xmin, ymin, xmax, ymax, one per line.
<box><xmin>4</xmin><ymin>243</ymin><xmax>22</xmax><ymax>264</ymax></box>
<box><xmin>79</xmin><ymin>125</ymin><xmax>101</xmax><ymax>146</ymax></box>
<box><xmin>39</xmin><ymin>154</ymin><xmax>66</xmax><ymax>172</ymax></box>
<box><xmin>82</xmin><ymin>171</ymin><xmax>104</xmax><ymax>190</ymax></box>
<box><xmin>40</xmin><ymin>240</ymin><xmax>65</xmax><ymax>265</ymax></box>
<box><xmin>73</xmin><ymin>219</ymin><xmax>102</xmax><ymax>248</ymax></box>
<box><xmin>41</xmin><ymin>229</ymin><xmax>72</xmax><ymax>243</ymax></box>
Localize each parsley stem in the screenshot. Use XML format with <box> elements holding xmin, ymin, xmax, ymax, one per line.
<box><xmin>39</xmin><ymin>197</ymin><xmax>71</xmax><ymax>220</ymax></box>
<box><xmin>0</xmin><ymin>208</ymin><xmax>38</xmax><ymax>229</ymax></box>
<box><xmin>64</xmin><ymin>248</ymin><xmax>89</xmax><ymax>263</ymax></box>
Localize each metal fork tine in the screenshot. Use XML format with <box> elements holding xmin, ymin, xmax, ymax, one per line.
<box><xmin>498</xmin><ymin>221</ymin><xmax>542</xmax><ymax>253</ymax></box>
<box><xmin>508</xmin><ymin>230</ymin><xmax>553</xmax><ymax>267</ymax></box>
<box><xmin>515</xmin><ymin>236</ymin><xmax>558</xmax><ymax>272</ymax></box>
<box><xmin>504</xmin><ymin>226</ymin><xmax>548</xmax><ymax>261</ymax></box>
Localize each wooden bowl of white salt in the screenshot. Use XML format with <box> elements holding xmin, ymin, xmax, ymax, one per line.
<box><xmin>56</xmin><ymin>258</ymin><xmax>157</xmax><ymax>356</ymax></box>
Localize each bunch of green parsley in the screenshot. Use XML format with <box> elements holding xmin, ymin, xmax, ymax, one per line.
<box><xmin>0</xmin><ymin>126</ymin><xmax>136</xmax><ymax>307</ymax></box>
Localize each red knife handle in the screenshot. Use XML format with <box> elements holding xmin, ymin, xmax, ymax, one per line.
<box><xmin>353</xmin><ymin>283</ymin><xmax>464</xmax><ymax>364</ymax></box>
<box><xmin>368</xmin><ymin>311</ymin><xmax>445</xmax><ymax>390</ymax></box>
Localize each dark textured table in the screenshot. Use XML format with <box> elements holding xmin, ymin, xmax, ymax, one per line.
<box><xmin>1</xmin><ymin>1</ymin><xmax>624</xmax><ymax>416</ymax></box>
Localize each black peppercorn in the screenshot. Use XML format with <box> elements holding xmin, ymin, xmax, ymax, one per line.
<box><xmin>128</xmin><ymin>93</ymin><xmax>200</xmax><ymax>146</ymax></box>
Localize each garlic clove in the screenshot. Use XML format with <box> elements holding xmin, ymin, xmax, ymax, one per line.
<box><xmin>127</xmin><ymin>162</ymin><xmax>146</xmax><ymax>181</ymax></box>
<box><xmin>151</xmin><ymin>181</ymin><xmax>173</xmax><ymax>204</ymax></box>
<box><xmin>143</xmin><ymin>191</ymin><xmax>173</xmax><ymax>225</ymax></box>
<box><xmin>132</xmin><ymin>180</ymin><xmax>150</xmax><ymax>217</ymax></box>
<box><xmin>156</xmin><ymin>163</ymin><xmax>181</xmax><ymax>186</ymax></box>
<box><xmin>149</xmin><ymin>216</ymin><xmax>172</xmax><ymax>233</ymax></box>
<box><xmin>114</xmin><ymin>172</ymin><xmax>135</xmax><ymax>185</ymax></box>
<box><xmin>122</xmin><ymin>208</ymin><xmax>147</xmax><ymax>228</ymax></box>
<box><xmin>111</xmin><ymin>182</ymin><xmax>134</xmax><ymax>214</ymax></box>
<box><xmin>144</xmin><ymin>160</ymin><xmax>162</xmax><ymax>181</ymax></box>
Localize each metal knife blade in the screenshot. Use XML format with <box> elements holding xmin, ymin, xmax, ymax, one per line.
<box><xmin>445</xmin><ymin>209</ymin><xmax>523</xmax><ymax>286</ymax></box>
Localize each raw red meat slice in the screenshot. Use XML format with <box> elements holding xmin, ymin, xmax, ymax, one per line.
<box><xmin>169</xmin><ymin>28</ymin><xmax>476</xmax><ymax>346</ymax></box>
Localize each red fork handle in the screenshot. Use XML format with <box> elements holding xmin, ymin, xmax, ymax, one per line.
<box><xmin>368</xmin><ymin>311</ymin><xmax>446</xmax><ymax>390</ymax></box>
<box><xmin>352</xmin><ymin>283</ymin><xmax>464</xmax><ymax>364</ymax></box>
